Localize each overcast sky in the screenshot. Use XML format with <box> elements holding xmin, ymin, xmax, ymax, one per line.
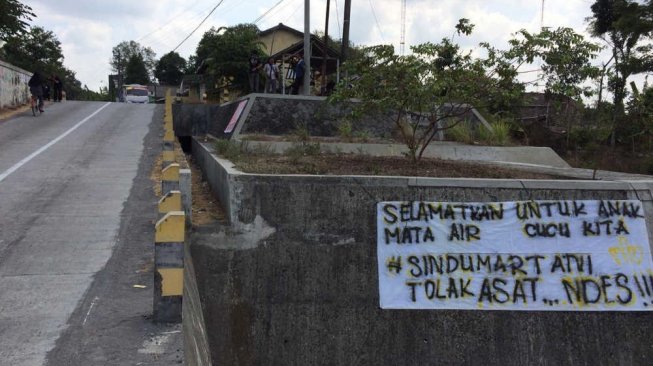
<box><xmin>22</xmin><ymin>0</ymin><xmax>600</xmax><ymax>91</ymax></box>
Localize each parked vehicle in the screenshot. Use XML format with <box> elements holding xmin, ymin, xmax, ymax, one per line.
<box><xmin>123</xmin><ymin>84</ymin><xmax>149</xmax><ymax>103</ymax></box>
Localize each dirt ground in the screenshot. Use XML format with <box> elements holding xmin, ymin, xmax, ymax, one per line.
<box><xmin>234</xmin><ymin>154</ymin><xmax>565</xmax><ymax>179</ymax></box>
<box><xmin>151</xmin><ymin>140</ymin><xmax>226</xmax><ymax>226</ymax></box>
<box><xmin>0</xmin><ymin>104</ymin><xmax>33</xmax><ymax>122</ymax></box>
<box><xmin>188</xmin><ymin>155</ymin><xmax>226</xmax><ymax>226</ymax></box>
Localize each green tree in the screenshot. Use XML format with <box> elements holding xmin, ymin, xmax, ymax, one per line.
<box><xmin>0</xmin><ymin>0</ymin><xmax>35</xmax><ymax>41</ymax></box>
<box><xmin>195</xmin><ymin>24</ymin><xmax>263</xmax><ymax>98</ymax></box>
<box><xmin>184</xmin><ymin>54</ymin><xmax>199</xmax><ymax>74</ymax></box>
<box><xmin>110</xmin><ymin>40</ymin><xmax>156</xmax><ymax>79</ymax></box>
<box><xmin>508</xmin><ymin>27</ymin><xmax>601</xmax><ymax>100</ymax></box>
<box><xmin>155</xmin><ymin>51</ymin><xmax>186</xmax><ymax>85</ymax></box>
<box><xmin>331</xmin><ymin>19</ymin><xmax>522</xmax><ymax>162</ymax></box>
<box><xmin>124</xmin><ymin>53</ymin><xmax>150</xmax><ymax>85</ymax></box>
<box><xmin>3</xmin><ymin>26</ymin><xmax>64</xmax><ymax>74</ymax></box>
<box><xmin>588</xmin><ymin>0</ymin><xmax>653</xmax><ymax>142</ymax></box>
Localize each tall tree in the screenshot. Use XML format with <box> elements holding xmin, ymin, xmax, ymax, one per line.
<box><xmin>124</xmin><ymin>53</ymin><xmax>150</xmax><ymax>85</ymax></box>
<box><xmin>330</xmin><ymin>19</ymin><xmax>523</xmax><ymax>162</ymax></box>
<box><xmin>155</xmin><ymin>51</ymin><xmax>186</xmax><ymax>85</ymax></box>
<box><xmin>195</xmin><ymin>24</ymin><xmax>263</xmax><ymax>97</ymax></box>
<box><xmin>110</xmin><ymin>40</ymin><xmax>156</xmax><ymax>79</ymax></box>
<box><xmin>0</xmin><ymin>0</ymin><xmax>35</xmax><ymax>41</ymax></box>
<box><xmin>588</xmin><ymin>0</ymin><xmax>653</xmax><ymax>142</ymax></box>
<box><xmin>507</xmin><ymin>27</ymin><xmax>601</xmax><ymax>100</ymax></box>
<box><xmin>3</xmin><ymin>26</ymin><xmax>64</xmax><ymax>74</ymax></box>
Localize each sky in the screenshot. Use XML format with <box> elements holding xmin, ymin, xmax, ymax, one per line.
<box><xmin>21</xmin><ymin>0</ymin><xmax>603</xmax><ymax>91</ymax></box>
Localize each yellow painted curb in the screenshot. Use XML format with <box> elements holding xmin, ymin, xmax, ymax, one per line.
<box><xmin>158</xmin><ymin>190</ymin><xmax>182</xmax><ymax>213</ymax></box>
<box><xmin>155</xmin><ymin>211</ymin><xmax>185</xmax><ymax>242</ymax></box>
<box><xmin>164</xmin><ymin>114</ymin><xmax>172</xmax><ymax>123</ymax></box>
<box><xmin>158</xmin><ymin>268</ymin><xmax>184</xmax><ymax>296</ymax></box>
<box><xmin>163</xmin><ymin>129</ymin><xmax>175</xmax><ymax>142</ymax></box>
<box><xmin>162</xmin><ymin>163</ymin><xmax>180</xmax><ymax>181</ymax></box>
<box><xmin>162</xmin><ymin>150</ymin><xmax>175</xmax><ymax>162</ymax></box>
<box><xmin>164</xmin><ymin>121</ymin><xmax>173</xmax><ymax>132</ymax></box>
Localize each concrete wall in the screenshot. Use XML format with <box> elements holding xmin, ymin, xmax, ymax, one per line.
<box><xmin>173</xmin><ymin>96</ymin><xmax>252</xmax><ymax>138</ymax></box>
<box><xmin>173</xmin><ymin>94</ymin><xmax>396</xmax><ymax>139</ymax></box>
<box><xmin>183</xmin><ymin>238</ymin><xmax>212</xmax><ymax>366</ymax></box>
<box><xmin>0</xmin><ymin>60</ymin><xmax>31</xmax><ymax>109</ymax></box>
<box><xmin>190</xmin><ymin>137</ymin><xmax>653</xmax><ymax>365</ymax></box>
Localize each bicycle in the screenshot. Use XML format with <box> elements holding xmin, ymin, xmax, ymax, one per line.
<box><xmin>30</xmin><ymin>94</ymin><xmax>42</xmax><ymax>116</ymax></box>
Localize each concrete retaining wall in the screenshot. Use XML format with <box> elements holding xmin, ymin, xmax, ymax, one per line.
<box><xmin>173</xmin><ymin>94</ymin><xmax>397</xmax><ymax>139</ymax></box>
<box><xmin>0</xmin><ymin>60</ymin><xmax>31</xmax><ymax>109</ymax></box>
<box><xmin>183</xmin><ymin>238</ymin><xmax>212</xmax><ymax>366</ymax></box>
<box><xmin>190</xmin><ymin>137</ymin><xmax>653</xmax><ymax>365</ymax></box>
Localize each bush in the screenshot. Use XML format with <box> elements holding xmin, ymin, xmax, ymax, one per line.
<box><xmin>568</xmin><ymin>126</ymin><xmax>611</xmax><ymax>151</ymax></box>
<box><xmin>285</xmin><ymin>142</ymin><xmax>321</xmax><ymax>163</ymax></box>
<box><xmin>214</xmin><ymin>139</ymin><xmax>246</xmax><ymax>161</ymax></box>
<box><xmin>337</xmin><ymin>120</ymin><xmax>353</xmax><ymax>140</ymax></box>
<box><xmin>448</xmin><ymin>121</ymin><xmax>474</xmax><ymax>144</ymax></box>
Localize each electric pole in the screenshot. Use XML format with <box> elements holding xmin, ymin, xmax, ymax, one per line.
<box><xmin>341</xmin><ymin>0</ymin><xmax>351</xmax><ymax>64</ymax></box>
<box><xmin>303</xmin><ymin>0</ymin><xmax>311</xmax><ymax>95</ymax></box>
<box><xmin>322</xmin><ymin>0</ymin><xmax>330</xmax><ymax>94</ymax></box>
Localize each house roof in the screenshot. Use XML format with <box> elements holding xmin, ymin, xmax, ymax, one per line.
<box><xmin>259</xmin><ymin>23</ymin><xmax>304</xmax><ymax>39</ymax></box>
<box><xmin>269</xmin><ymin>35</ymin><xmax>340</xmax><ymax>61</ymax></box>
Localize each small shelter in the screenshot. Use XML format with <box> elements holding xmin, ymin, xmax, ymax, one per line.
<box><xmin>259</xmin><ymin>23</ymin><xmax>341</xmax><ymax>95</ymax></box>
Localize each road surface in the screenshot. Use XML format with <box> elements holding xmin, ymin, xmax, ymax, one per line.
<box><xmin>0</xmin><ymin>101</ymin><xmax>181</xmax><ymax>365</ymax></box>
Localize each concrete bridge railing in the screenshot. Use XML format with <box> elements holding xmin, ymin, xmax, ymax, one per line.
<box><xmin>0</xmin><ymin>60</ymin><xmax>31</xmax><ymax>110</ymax></box>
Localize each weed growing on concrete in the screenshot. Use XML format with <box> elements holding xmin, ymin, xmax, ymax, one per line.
<box><xmin>285</xmin><ymin>142</ymin><xmax>321</xmax><ymax>163</ymax></box>
<box><xmin>353</xmin><ymin>130</ymin><xmax>370</xmax><ymax>142</ymax></box>
<box><xmin>449</xmin><ymin>121</ymin><xmax>475</xmax><ymax>144</ymax></box>
<box><xmin>477</xmin><ymin>119</ymin><xmax>511</xmax><ymax>146</ymax></box>
<box><xmin>292</xmin><ymin>122</ymin><xmax>311</xmax><ymax>142</ymax></box>
<box><xmin>214</xmin><ymin>139</ymin><xmax>243</xmax><ymax>160</ymax></box>
<box><xmin>337</xmin><ymin>121</ymin><xmax>353</xmax><ymax>141</ymax></box>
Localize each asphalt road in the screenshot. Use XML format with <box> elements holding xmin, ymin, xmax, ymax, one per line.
<box><xmin>0</xmin><ymin>101</ymin><xmax>181</xmax><ymax>365</ymax></box>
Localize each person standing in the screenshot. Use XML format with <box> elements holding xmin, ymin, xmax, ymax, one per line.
<box><xmin>263</xmin><ymin>58</ymin><xmax>280</xmax><ymax>94</ymax></box>
<box><xmin>290</xmin><ymin>54</ymin><xmax>305</xmax><ymax>95</ymax></box>
<box><xmin>53</xmin><ymin>75</ymin><xmax>63</xmax><ymax>102</ymax></box>
<box><xmin>248</xmin><ymin>52</ymin><xmax>261</xmax><ymax>93</ymax></box>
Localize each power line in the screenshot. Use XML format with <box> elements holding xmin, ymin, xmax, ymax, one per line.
<box><xmin>368</xmin><ymin>0</ymin><xmax>386</xmax><ymax>43</ymax></box>
<box><xmin>136</xmin><ymin>1</ymin><xmax>204</xmax><ymax>42</ymax></box>
<box><xmin>285</xmin><ymin>0</ymin><xmax>303</xmax><ymax>23</ymax></box>
<box><xmin>172</xmin><ymin>0</ymin><xmax>226</xmax><ymax>52</ymax></box>
<box><xmin>254</xmin><ymin>0</ymin><xmax>286</xmax><ymax>24</ymax></box>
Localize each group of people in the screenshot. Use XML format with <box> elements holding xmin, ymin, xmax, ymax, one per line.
<box><xmin>27</xmin><ymin>71</ymin><xmax>64</xmax><ymax>112</ymax></box>
<box><xmin>248</xmin><ymin>53</ymin><xmax>305</xmax><ymax>95</ymax></box>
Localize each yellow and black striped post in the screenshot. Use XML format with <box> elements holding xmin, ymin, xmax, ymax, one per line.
<box><xmin>154</xmin><ymin>210</ymin><xmax>185</xmax><ymax>322</ymax></box>
<box><xmin>158</xmin><ymin>190</ymin><xmax>182</xmax><ymax>214</ymax></box>
<box><xmin>162</xmin><ymin>163</ymin><xmax>180</xmax><ymax>194</ymax></box>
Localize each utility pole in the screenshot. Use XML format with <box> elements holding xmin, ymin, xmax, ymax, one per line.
<box><xmin>400</xmin><ymin>0</ymin><xmax>406</xmax><ymax>55</ymax></box>
<box><xmin>322</xmin><ymin>0</ymin><xmax>330</xmax><ymax>95</ymax></box>
<box><xmin>303</xmin><ymin>0</ymin><xmax>311</xmax><ymax>95</ymax></box>
<box><xmin>341</xmin><ymin>0</ymin><xmax>351</xmax><ymax>64</ymax></box>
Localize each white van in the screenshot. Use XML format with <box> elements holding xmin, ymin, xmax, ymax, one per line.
<box><xmin>123</xmin><ymin>85</ymin><xmax>149</xmax><ymax>103</ymax></box>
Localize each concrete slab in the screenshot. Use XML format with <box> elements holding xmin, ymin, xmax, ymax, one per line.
<box><xmin>240</xmin><ymin>140</ymin><xmax>572</xmax><ymax>169</ymax></box>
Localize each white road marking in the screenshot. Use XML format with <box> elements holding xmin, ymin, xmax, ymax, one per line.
<box><xmin>82</xmin><ymin>296</ymin><xmax>100</xmax><ymax>326</ymax></box>
<box><xmin>0</xmin><ymin>102</ymin><xmax>112</xmax><ymax>183</ymax></box>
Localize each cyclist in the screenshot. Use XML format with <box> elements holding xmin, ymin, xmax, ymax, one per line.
<box><xmin>28</xmin><ymin>71</ymin><xmax>45</xmax><ymax>112</ymax></box>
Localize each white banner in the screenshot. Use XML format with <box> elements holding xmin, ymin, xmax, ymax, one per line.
<box><xmin>377</xmin><ymin>200</ymin><xmax>653</xmax><ymax>311</ymax></box>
